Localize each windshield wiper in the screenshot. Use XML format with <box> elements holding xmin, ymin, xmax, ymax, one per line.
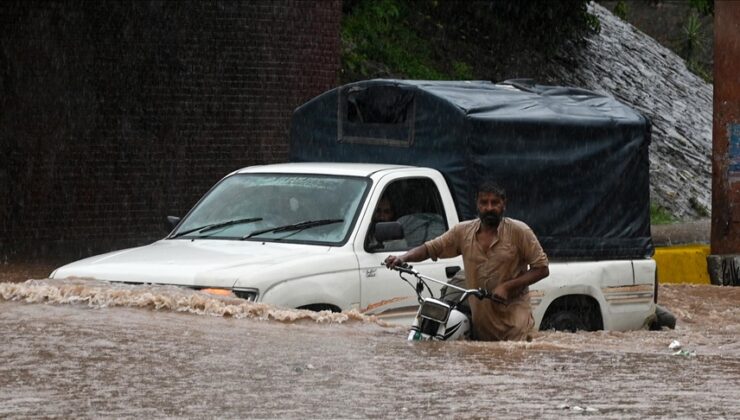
<box><xmin>172</xmin><ymin>217</ymin><xmax>263</xmax><ymax>238</ymax></box>
<box><xmin>243</xmin><ymin>219</ymin><xmax>344</xmax><ymax>239</ymax></box>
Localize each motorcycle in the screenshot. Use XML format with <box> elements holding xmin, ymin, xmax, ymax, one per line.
<box><xmin>388</xmin><ymin>263</ymin><xmax>505</xmax><ymax>341</ymax></box>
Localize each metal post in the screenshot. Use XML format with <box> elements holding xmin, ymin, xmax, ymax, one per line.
<box><xmin>709</xmin><ymin>1</ymin><xmax>740</xmax><ymax>285</ymax></box>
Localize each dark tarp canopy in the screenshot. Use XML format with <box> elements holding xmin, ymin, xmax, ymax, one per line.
<box><xmin>289</xmin><ymin>79</ymin><xmax>653</xmax><ymax>260</ymax></box>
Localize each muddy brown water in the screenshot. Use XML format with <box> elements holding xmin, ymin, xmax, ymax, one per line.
<box><xmin>1</xmin><ymin>278</ymin><xmax>738</xmax><ymax>419</ymax></box>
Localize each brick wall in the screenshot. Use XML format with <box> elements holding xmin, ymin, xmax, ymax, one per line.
<box><xmin>0</xmin><ymin>0</ymin><xmax>342</xmax><ymax>260</ymax></box>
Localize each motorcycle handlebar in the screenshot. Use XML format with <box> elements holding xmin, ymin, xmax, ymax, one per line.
<box><xmin>392</xmin><ymin>262</ymin><xmax>416</xmax><ymax>274</ymax></box>
<box><xmin>387</xmin><ymin>263</ymin><xmax>507</xmax><ymax>305</ymax></box>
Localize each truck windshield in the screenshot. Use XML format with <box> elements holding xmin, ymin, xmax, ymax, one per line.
<box><xmin>171</xmin><ymin>173</ymin><xmax>370</xmax><ymax>245</ymax></box>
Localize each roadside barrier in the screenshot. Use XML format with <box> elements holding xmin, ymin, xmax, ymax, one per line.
<box><xmin>653</xmin><ymin>244</ymin><xmax>711</xmax><ymax>285</ymax></box>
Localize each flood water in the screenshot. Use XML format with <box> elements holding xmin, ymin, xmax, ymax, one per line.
<box><xmin>1</xmin><ymin>278</ymin><xmax>738</xmax><ymax>418</ymax></box>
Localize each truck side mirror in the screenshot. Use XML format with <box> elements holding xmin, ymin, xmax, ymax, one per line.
<box><xmin>165</xmin><ymin>215</ymin><xmax>181</xmax><ymax>232</ymax></box>
<box><xmin>374</xmin><ymin>221</ymin><xmax>404</xmax><ymax>242</ymax></box>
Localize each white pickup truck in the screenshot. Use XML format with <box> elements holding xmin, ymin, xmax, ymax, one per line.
<box><xmin>51</xmin><ymin>161</ymin><xmax>657</xmax><ymax>331</ymax></box>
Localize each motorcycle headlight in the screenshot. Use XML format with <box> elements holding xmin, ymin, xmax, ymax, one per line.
<box><xmin>419</xmin><ymin>298</ymin><xmax>450</xmax><ymax>323</ymax></box>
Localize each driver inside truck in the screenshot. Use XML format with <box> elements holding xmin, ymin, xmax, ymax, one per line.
<box><xmin>367</xmin><ymin>195</ymin><xmax>407</xmax><ymax>251</ymax></box>
<box><xmin>373</xmin><ymin>196</ymin><xmax>396</xmax><ymax>224</ymax></box>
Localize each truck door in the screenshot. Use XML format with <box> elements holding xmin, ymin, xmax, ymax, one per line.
<box><xmin>355</xmin><ymin>176</ymin><xmax>463</xmax><ymax>325</ymax></box>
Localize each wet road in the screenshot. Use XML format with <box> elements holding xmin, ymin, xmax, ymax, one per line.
<box><xmin>1</xmin><ymin>279</ymin><xmax>738</xmax><ymax>418</ymax></box>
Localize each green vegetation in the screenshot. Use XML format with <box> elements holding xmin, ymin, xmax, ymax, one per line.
<box><xmin>342</xmin><ymin>0</ymin><xmax>712</xmax><ymax>84</ymax></box>
<box><xmin>682</xmin><ymin>13</ymin><xmax>704</xmax><ymax>63</ymax></box>
<box><xmin>680</xmin><ymin>12</ymin><xmax>711</xmax><ymax>83</ymax></box>
<box><xmin>613</xmin><ymin>1</ymin><xmax>629</xmax><ymax>20</ymax></box>
<box><xmin>451</xmin><ymin>61</ymin><xmax>474</xmax><ymax>80</ymax></box>
<box><xmin>340</xmin><ymin>0</ymin><xmax>598</xmax><ymax>83</ymax></box>
<box><xmin>341</xmin><ymin>0</ymin><xmax>458</xmax><ymax>81</ymax></box>
<box><xmin>687</xmin><ymin>60</ymin><xmax>712</xmax><ymax>83</ymax></box>
<box><xmin>651</xmin><ymin>203</ymin><xmax>676</xmax><ymax>225</ymax></box>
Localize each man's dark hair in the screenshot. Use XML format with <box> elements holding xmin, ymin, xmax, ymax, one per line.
<box><xmin>477</xmin><ymin>179</ymin><xmax>506</xmax><ymax>200</ymax></box>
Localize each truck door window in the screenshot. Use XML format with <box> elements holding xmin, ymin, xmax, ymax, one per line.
<box><xmin>366</xmin><ymin>178</ymin><xmax>448</xmax><ymax>252</ymax></box>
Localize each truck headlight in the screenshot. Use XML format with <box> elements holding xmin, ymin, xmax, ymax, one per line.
<box><xmin>233</xmin><ymin>288</ymin><xmax>259</xmax><ymax>302</ymax></box>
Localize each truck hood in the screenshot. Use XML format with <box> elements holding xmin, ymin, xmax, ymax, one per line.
<box><xmin>51</xmin><ymin>239</ymin><xmax>350</xmax><ymax>290</ymax></box>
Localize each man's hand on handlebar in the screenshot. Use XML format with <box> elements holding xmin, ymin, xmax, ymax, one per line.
<box><xmin>383</xmin><ymin>244</ymin><xmax>429</xmax><ymax>270</ymax></box>
<box><xmin>384</xmin><ymin>255</ymin><xmax>406</xmax><ymax>269</ymax></box>
<box><xmin>475</xmin><ymin>287</ymin><xmax>507</xmax><ymax>305</ymax></box>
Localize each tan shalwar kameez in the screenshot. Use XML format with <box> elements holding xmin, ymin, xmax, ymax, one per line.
<box><xmin>424</xmin><ymin>217</ymin><xmax>549</xmax><ymax>341</ymax></box>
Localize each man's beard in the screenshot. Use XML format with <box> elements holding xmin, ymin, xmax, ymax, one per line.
<box><xmin>479</xmin><ymin>211</ymin><xmax>502</xmax><ymax>228</ymax></box>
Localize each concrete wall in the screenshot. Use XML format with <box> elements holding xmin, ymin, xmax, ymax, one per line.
<box><xmin>0</xmin><ymin>0</ymin><xmax>341</xmax><ymax>260</ymax></box>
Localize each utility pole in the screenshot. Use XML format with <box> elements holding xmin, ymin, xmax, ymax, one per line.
<box><xmin>709</xmin><ymin>1</ymin><xmax>740</xmax><ymax>285</ymax></box>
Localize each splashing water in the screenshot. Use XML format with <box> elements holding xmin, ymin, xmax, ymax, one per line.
<box><xmin>0</xmin><ymin>278</ymin><xmax>389</xmax><ymax>325</ymax></box>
